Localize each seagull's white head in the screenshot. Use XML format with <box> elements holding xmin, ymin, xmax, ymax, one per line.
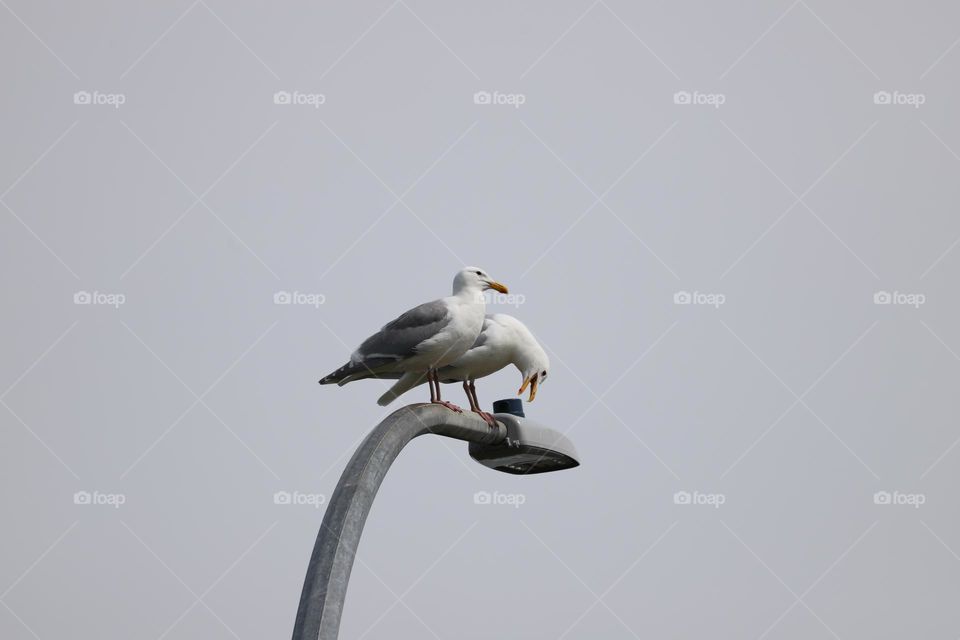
<box><xmin>518</xmin><ymin>347</ymin><xmax>549</xmax><ymax>403</ymax></box>
<box><xmin>491</xmin><ymin>314</ymin><xmax>549</xmax><ymax>402</ymax></box>
<box><xmin>453</xmin><ymin>267</ymin><xmax>508</xmax><ymax>296</ymax></box>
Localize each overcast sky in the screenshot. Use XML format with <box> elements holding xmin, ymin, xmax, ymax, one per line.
<box><xmin>3</xmin><ymin>1</ymin><xmax>960</xmax><ymax>638</ymax></box>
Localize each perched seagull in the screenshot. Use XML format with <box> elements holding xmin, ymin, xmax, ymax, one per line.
<box><xmin>376</xmin><ymin>313</ymin><xmax>550</xmax><ymax>426</ymax></box>
<box><xmin>319</xmin><ymin>267</ymin><xmax>508</xmax><ymax>412</ymax></box>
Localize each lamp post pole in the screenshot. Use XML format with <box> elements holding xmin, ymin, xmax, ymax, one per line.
<box><xmin>291</xmin><ymin>404</ymin><xmax>507</xmax><ymax>640</ymax></box>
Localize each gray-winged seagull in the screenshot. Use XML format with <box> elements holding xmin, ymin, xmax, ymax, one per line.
<box><xmin>319</xmin><ymin>267</ymin><xmax>508</xmax><ymax>412</ymax></box>
<box><xmin>375</xmin><ymin>313</ymin><xmax>550</xmax><ymax>425</ymax></box>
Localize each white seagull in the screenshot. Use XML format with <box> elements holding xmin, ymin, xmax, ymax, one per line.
<box><xmin>376</xmin><ymin>313</ymin><xmax>550</xmax><ymax>426</ymax></box>
<box><xmin>319</xmin><ymin>267</ymin><xmax>508</xmax><ymax>412</ymax></box>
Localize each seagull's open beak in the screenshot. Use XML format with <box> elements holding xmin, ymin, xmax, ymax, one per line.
<box><xmin>485</xmin><ymin>280</ymin><xmax>509</xmax><ymax>294</ymax></box>
<box><xmin>518</xmin><ymin>376</ymin><xmax>538</xmax><ymax>402</ymax></box>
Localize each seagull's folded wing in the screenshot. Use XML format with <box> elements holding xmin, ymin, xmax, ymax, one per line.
<box><xmin>358</xmin><ymin>298</ymin><xmax>451</xmax><ymax>361</ymax></box>
<box><xmin>320</xmin><ymin>299</ymin><xmax>452</xmax><ymax>385</ymax></box>
<box><xmin>325</xmin><ymin>299</ymin><xmax>450</xmax><ymax>385</ymax></box>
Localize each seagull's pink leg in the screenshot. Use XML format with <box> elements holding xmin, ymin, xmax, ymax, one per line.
<box><xmin>427</xmin><ymin>368</ymin><xmax>438</xmax><ymax>403</ymax></box>
<box><xmin>430</xmin><ymin>369</ymin><xmax>462</xmax><ymax>412</ymax></box>
<box><xmin>468</xmin><ymin>380</ymin><xmax>496</xmax><ymax>427</ymax></box>
<box><xmin>463</xmin><ymin>381</ymin><xmax>478</xmax><ymax>411</ymax></box>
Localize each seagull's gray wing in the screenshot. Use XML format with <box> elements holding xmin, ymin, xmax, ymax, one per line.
<box><xmin>319</xmin><ymin>299</ymin><xmax>450</xmax><ymax>385</ymax></box>
<box><xmin>358</xmin><ymin>299</ymin><xmax>450</xmax><ymax>359</ymax></box>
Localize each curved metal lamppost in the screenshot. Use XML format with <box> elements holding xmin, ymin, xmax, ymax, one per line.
<box><xmin>292</xmin><ymin>401</ymin><xmax>579</xmax><ymax>640</ymax></box>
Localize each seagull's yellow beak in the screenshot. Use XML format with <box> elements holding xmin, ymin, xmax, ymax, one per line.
<box><xmin>486</xmin><ymin>280</ymin><xmax>509</xmax><ymax>294</ymax></box>
<box><xmin>518</xmin><ymin>376</ymin><xmax>538</xmax><ymax>402</ymax></box>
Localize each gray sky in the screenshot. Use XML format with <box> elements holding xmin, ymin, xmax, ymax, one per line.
<box><xmin>3</xmin><ymin>1</ymin><xmax>960</xmax><ymax>638</ymax></box>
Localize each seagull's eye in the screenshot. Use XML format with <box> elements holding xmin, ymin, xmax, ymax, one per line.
<box><xmin>541</xmin><ymin>371</ymin><xmax>547</xmax><ymax>378</ymax></box>
<box><xmin>475</xmin><ymin>271</ymin><xmax>482</xmax><ymax>276</ymax></box>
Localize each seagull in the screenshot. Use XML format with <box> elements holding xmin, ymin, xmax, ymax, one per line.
<box><xmin>319</xmin><ymin>267</ymin><xmax>508</xmax><ymax>412</ymax></box>
<box><xmin>375</xmin><ymin>313</ymin><xmax>550</xmax><ymax>426</ymax></box>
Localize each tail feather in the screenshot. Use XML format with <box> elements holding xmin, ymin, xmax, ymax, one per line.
<box><xmin>319</xmin><ymin>358</ymin><xmax>394</xmax><ymax>385</ymax></box>
<box><xmin>337</xmin><ymin>371</ymin><xmax>375</xmax><ymax>386</ymax></box>
<box><xmin>318</xmin><ymin>361</ymin><xmax>354</xmax><ymax>385</ymax></box>
<box><xmin>377</xmin><ymin>371</ymin><xmax>429</xmax><ymax>406</ymax></box>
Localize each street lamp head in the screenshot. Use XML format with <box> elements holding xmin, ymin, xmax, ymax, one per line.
<box><xmin>469</xmin><ymin>400</ymin><xmax>580</xmax><ymax>475</ymax></box>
